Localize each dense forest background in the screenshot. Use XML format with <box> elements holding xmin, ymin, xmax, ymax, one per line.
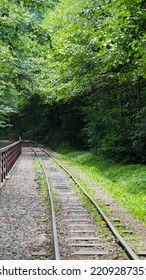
<box><xmin>0</xmin><ymin>0</ymin><xmax>146</xmax><ymax>163</ymax></box>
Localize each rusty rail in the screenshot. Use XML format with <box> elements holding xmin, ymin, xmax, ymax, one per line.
<box><xmin>0</xmin><ymin>140</ymin><xmax>22</xmax><ymax>184</ymax></box>
<box><xmin>41</xmin><ymin>146</ymin><xmax>139</xmax><ymax>260</ymax></box>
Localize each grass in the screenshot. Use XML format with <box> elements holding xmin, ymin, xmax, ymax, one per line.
<box><xmin>56</xmin><ymin>148</ymin><xmax>146</xmax><ymax>225</ymax></box>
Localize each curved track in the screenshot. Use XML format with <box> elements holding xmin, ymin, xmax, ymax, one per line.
<box><xmin>27</xmin><ymin>142</ymin><xmax>140</xmax><ymax>260</ymax></box>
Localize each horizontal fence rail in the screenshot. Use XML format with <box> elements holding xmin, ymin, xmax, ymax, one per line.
<box><xmin>0</xmin><ymin>140</ymin><xmax>22</xmax><ymax>184</ymax></box>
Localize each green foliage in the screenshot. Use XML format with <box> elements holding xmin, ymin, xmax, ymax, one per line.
<box><xmin>0</xmin><ymin>0</ymin><xmax>52</xmax><ymax>127</ymax></box>
<box><xmin>43</xmin><ymin>0</ymin><xmax>146</xmax><ymax>97</ymax></box>
<box><xmin>1</xmin><ymin>0</ymin><xmax>146</xmax><ymax>163</ymax></box>
<box><xmin>14</xmin><ymin>94</ymin><xmax>86</xmax><ymax>148</ymax></box>
<box><xmin>40</xmin><ymin>0</ymin><xmax>146</xmax><ymax>162</ymax></box>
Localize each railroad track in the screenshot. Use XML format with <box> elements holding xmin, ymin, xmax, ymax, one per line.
<box><xmin>25</xmin><ymin>142</ymin><xmax>142</xmax><ymax>260</ymax></box>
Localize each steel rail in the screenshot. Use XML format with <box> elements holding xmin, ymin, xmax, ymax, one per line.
<box><xmin>29</xmin><ymin>145</ymin><xmax>60</xmax><ymax>260</ymax></box>
<box><xmin>40</xmin><ymin>147</ymin><xmax>139</xmax><ymax>260</ymax></box>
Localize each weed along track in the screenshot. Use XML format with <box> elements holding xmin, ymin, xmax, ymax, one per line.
<box><xmin>27</xmin><ymin>142</ymin><xmax>143</xmax><ymax>260</ymax></box>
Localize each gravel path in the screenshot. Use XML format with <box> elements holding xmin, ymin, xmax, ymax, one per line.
<box><xmin>0</xmin><ymin>147</ymin><xmax>51</xmax><ymax>260</ymax></box>
<box><xmin>1</xmin><ymin>145</ymin><xmax>145</xmax><ymax>260</ymax></box>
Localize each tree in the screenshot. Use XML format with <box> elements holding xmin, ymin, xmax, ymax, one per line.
<box><xmin>1</xmin><ymin>0</ymin><xmax>146</xmax><ymax>162</ymax></box>
<box><xmin>0</xmin><ymin>0</ymin><xmax>52</xmax><ymax>128</ymax></box>
<box><xmin>40</xmin><ymin>0</ymin><xmax>146</xmax><ymax>162</ymax></box>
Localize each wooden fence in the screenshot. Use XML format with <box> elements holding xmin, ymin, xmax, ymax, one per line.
<box><xmin>0</xmin><ymin>140</ymin><xmax>22</xmax><ymax>184</ymax></box>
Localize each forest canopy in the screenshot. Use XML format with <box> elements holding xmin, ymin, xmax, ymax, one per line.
<box><xmin>0</xmin><ymin>0</ymin><xmax>146</xmax><ymax>162</ymax></box>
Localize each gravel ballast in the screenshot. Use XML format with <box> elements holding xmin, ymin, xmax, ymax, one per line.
<box><xmin>0</xmin><ymin>147</ymin><xmax>51</xmax><ymax>260</ymax></box>
<box><xmin>1</xmin><ymin>145</ymin><xmax>146</xmax><ymax>260</ymax></box>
